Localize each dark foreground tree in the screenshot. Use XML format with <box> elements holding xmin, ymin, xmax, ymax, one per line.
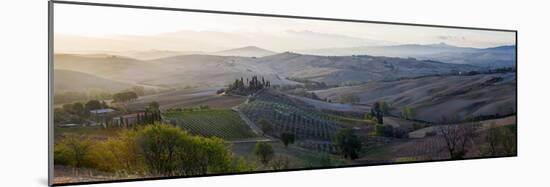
<box><xmin>371</xmin><ymin>101</ymin><xmax>384</xmax><ymax>124</ymax></box>
<box><xmin>281</xmin><ymin>132</ymin><xmax>295</xmax><ymax>148</ymax></box>
<box><xmin>334</xmin><ymin>128</ymin><xmax>362</xmax><ymax>160</ymax></box>
<box><xmin>254</xmin><ymin>142</ymin><xmax>274</xmax><ymax>165</ymax></box>
<box><xmin>486</xmin><ymin>124</ymin><xmax>517</xmax><ymax>156</ymax></box>
<box><xmin>258</xmin><ymin>118</ymin><xmax>273</xmax><ymax>136</ymax></box>
<box><xmin>438</xmin><ymin>123</ymin><xmax>477</xmax><ymax>159</ymax></box>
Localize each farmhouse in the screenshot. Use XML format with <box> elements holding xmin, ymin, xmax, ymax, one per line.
<box><xmin>112</xmin><ymin>111</ymin><xmax>146</xmax><ymax>127</ymax></box>
<box><xmin>90</xmin><ymin>108</ymin><xmax>115</xmax><ymax>115</ymax></box>
<box><xmin>90</xmin><ymin>108</ymin><xmax>116</xmax><ymax>127</ymax></box>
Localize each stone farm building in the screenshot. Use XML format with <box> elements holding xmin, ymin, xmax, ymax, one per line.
<box><xmin>89</xmin><ymin>108</ymin><xmax>116</xmax><ymax>127</ymax></box>
<box><xmin>112</xmin><ymin>111</ymin><xmax>146</xmax><ymax>127</ymax></box>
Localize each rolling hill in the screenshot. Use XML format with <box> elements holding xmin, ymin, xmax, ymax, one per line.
<box><xmin>254</xmin><ymin>52</ymin><xmax>481</xmax><ymax>85</ymax></box>
<box><xmin>54</xmin><ymin>51</ymin><xmax>482</xmax><ymax>88</ymax></box>
<box><xmin>54</xmin><ymin>69</ymin><xmax>132</xmax><ymax>92</ymax></box>
<box><xmin>314</xmin><ymin>73</ymin><xmax>516</xmax><ymax>122</ymax></box>
<box><xmin>53</xmin><ymin>54</ymin><xmax>171</xmax><ymax>83</ymax></box>
<box><xmin>297</xmin><ymin>43</ymin><xmax>516</xmax><ymax>68</ymax></box>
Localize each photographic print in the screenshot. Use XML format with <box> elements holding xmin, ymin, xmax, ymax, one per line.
<box><xmin>50</xmin><ymin>1</ymin><xmax>517</xmax><ymax>185</ymax></box>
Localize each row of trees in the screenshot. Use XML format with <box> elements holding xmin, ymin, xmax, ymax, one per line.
<box><xmin>54</xmin><ymin>90</ymin><xmax>112</xmax><ymax>105</ymax></box>
<box><xmin>224</xmin><ymin>76</ymin><xmax>271</xmax><ymax>96</ymax></box>
<box><xmin>112</xmin><ymin>91</ymin><xmax>138</xmax><ymax>103</ymax></box>
<box><xmin>55</xmin><ymin>86</ymin><xmax>156</xmax><ymax>105</ymax></box>
<box><xmin>55</xmin><ymin>124</ymin><xmax>255</xmax><ymax>176</ymax></box>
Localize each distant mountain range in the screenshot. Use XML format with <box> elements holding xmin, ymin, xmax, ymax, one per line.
<box><xmin>296</xmin><ymin>43</ymin><xmax>516</xmax><ymax>68</ymax></box>
<box><xmin>60</xmin><ymin>43</ymin><xmax>515</xmax><ymax>68</ymax></box>
<box><xmin>210</xmin><ymin>46</ymin><xmax>276</xmax><ymax>57</ymax></box>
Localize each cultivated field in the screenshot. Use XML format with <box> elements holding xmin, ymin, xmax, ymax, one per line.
<box><xmin>163</xmin><ymin>109</ymin><xmax>257</xmax><ymax>140</ymax></box>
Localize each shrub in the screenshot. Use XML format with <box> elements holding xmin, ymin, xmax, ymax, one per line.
<box><xmin>254</xmin><ymin>142</ymin><xmax>274</xmax><ymax>165</ymax></box>
<box><xmin>281</xmin><ymin>132</ymin><xmax>295</xmax><ymax>147</ymax></box>
<box><xmin>375</xmin><ymin>125</ymin><xmax>394</xmax><ymax>137</ymax></box>
<box><xmin>55</xmin><ymin>124</ymin><xmax>250</xmax><ymax>177</ymax></box>
<box><xmin>88</xmin><ymin>130</ymin><xmax>144</xmax><ymax>174</ymax></box>
<box><xmin>334</xmin><ymin>128</ymin><xmax>361</xmax><ymax>160</ymax></box>
<box><xmin>258</xmin><ymin>119</ymin><xmax>273</xmax><ymax>136</ymax></box>
<box><xmin>54</xmin><ymin>134</ymin><xmax>93</xmax><ymax>168</ymax></box>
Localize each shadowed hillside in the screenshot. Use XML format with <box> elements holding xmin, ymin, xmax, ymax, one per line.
<box><xmin>54</xmin><ymin>69</ymin><xmax>132</xmax><ymax>92</ymax></box>
<box><xmin>314</xmin><ymin>73</ymin><xmax>516</xmax><ymax>122</ymax></box>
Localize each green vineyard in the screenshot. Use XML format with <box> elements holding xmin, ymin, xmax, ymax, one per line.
<box><xmin>238</xmin><ymin>89</ymin><xmax>342</xmax><ymax>143</ymax></box>
<box><xmin>163</xmin><ymin>109</ymin><xmax>257</xmax><ymax>140</ymax></box>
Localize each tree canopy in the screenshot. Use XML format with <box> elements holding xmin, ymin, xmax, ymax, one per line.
<box><xmin>281</xmin><ymin>132</ymin><xmax>295</xmax><ymax>148</ymax></box>
<box><xmin>254</xmin><ymin>142</ymin><xmax>274</xmax><ymax>165</ymax></box>
<box><xmin>112</xmin><ymin>91</ymin><xmax>138</xmax><ymax>103</ymax></box>
<box><xmin>334</xmin><ymin>128</ymin><xmax>362</xmax><ymax>160</ymax></box>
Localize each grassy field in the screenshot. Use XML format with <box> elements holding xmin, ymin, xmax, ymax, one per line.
<box><xmin>163</xmin><ymin>109</ymin><xmax>257</xmax><ymax>140</ymax></box>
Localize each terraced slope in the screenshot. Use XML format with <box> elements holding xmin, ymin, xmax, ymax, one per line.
<box><xmin>163</xmin><ymin>109</ymin><xmax>257</xmax><ymax>140</ymax></box>
<box><xmin>237</xmin><ymin>89</ymin><xmax>342</xmax><ymax>143</ymax></box>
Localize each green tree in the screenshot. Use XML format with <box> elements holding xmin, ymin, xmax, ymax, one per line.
<box><xmin>85</xmin><ymin>100</ymin><xmax>102</xmax><ymax>110</ymax></box>
<box><xmin>89</xmin><ymin>130</ymin><xmax>144</xmax><ymax>173</ymax></box>
<box><xmin>371</xmin><ymin>101</ymin><xmax>384</xmax><ymax>124</ymax></box>
<box><xmin>137</xmin><ymin>124</ymin><xmax>186</xmax><ymax>175</ymax></box>
<box><xmin>486</xmin><ymin>124</ymin><xmax>502</xmax><ymax>156</ymax></box>
<box><xmin>375</xmin><ymin>125</ymin><xmax>394</xmax><ymax>137</ymax></box>
<box><xmin>129</xmin><ymin>86</ymin><xmax>145</xmax><ymax>96</ymax></box>
<box><xmin>258</xmin><ymin>119</ymin><xmax>273</xmax><ymax>136</ymax></box>
<box><xmin>334</xmin><ymin>128</ymin><xmax>362</xmax><ymax>160</ymax></box>
<box><xmin>378</xmin><ymin>101</ymin><xmax>390</xmax><ymax>114</ymax></box>
<box><xmin>148</xmin><ymin>101</ymin><xmax>160</xmax><ymax>111</ymax></box>
<box><xmin>401</xmin><ymin>106</ymin><xmax>416</xmax><ymax>120</ymax></box>
<box><xmin>55</xmin><ymin>135</ymin><xmax>92</xmax><ymax>168</ymax></box>
<box><xmin>62</xmin><ymin>103</ymin><xmax>74</xmax><ymax>113</ymax></box>
<box><xmin>501</xmin><ymin>127</ymin><xmax>517</xmax><ymax>155</ymax></box>
<box><xmin>281</xmin><ymin>132</ymin><xmax>295</xmax><ymax>148</ymax></box>
<box><xmin>254</xmin><ymin>142</ymin><xmax>274</xmax><ymax>165</ymax></box>
<box><xmin>270</xmin><ymin>155</ymin><xmax>290</xmax><ymax>170</ymax></box>
<box><xmin>486</xmin><ymin>124</ymin><xmax>517</xmax><ymax>156</ymax></box>
<box><xmin>71</xmin><ymin>102</ymin><xmax>88</xmax><ymax>119</ymax></box>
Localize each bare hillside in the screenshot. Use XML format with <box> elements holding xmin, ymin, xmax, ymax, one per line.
<box><xmin>255</xmin><ymin>52</ymin><xmax>480</xmax><ymax>85</ymax></box>
<box><xmin>53</xmin><ymin>69</ymin><xmax>132</xmax><ymax>92</ymax></box>
<box><xmin>314</xmin><ymin>73</ymin><xmax>516</xmax><ymax>122</ymax></box>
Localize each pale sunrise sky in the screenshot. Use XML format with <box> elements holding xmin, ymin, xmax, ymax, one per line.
<box><xmin>54</xmin><ymin>3</ymin><xmax>516</xmax><ymax>53</ymax></box>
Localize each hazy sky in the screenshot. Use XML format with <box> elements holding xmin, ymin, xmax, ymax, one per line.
<box><xmin>54</xmin><ymin>3</ymin><xmax>516</xmax><ymax>53</ymax></box>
